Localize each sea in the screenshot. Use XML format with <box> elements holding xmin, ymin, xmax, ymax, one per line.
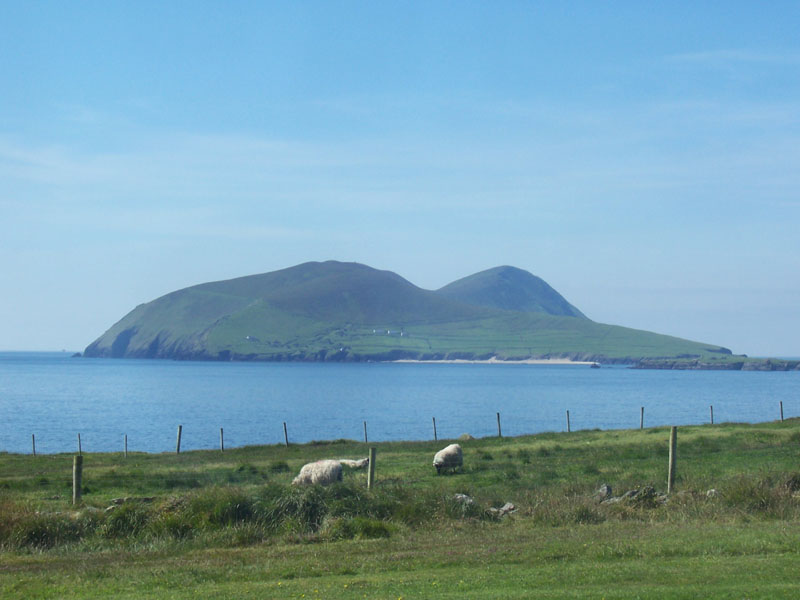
<box><xmin>0</xmin><ymin>352</ymin><xmax>797</xmax><ymax>455</ymax></box>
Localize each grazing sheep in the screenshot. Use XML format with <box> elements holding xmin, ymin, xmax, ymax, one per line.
<box><xmin>338</xmin><ymin>458</ymin><xmax>369</xmax><ymax>469</ymax></box>
<box><xmin>433</xmin><ymin>443</ymin><xmax>463</xmax><ymax>474</ymax></box>
<box><xmin>291</xmin><ymin>457</ymin><xmax>369</xmax><ymax>486</ymax></box>
<box><xmin>292</xmin><ymin>459</ymin><xmax>342</xmax><ymax>486</ymax></box>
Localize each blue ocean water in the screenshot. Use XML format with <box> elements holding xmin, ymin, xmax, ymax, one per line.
<box><xmin>0</xmin><ymin>352</ymin><xmax>797</xmax><ymax>454</ymax></box>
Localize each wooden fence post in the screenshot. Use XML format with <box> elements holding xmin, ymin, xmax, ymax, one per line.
<box><xmin>176</xmin><ymin>425</ymin><xmax>182</xmax><ymax>454</ymax></box>
<box><xmin>367</xmin><ymin>447</ymin><xmax>377</xmax><ymax>490</ymax></box>
<box><xmin>640</xmin><ymin>407</ymin><xmax>644</xmax><ymax>430</ymax></box>
<box><xmin>72</xmin><ymin>455</ymin><xmax>83</xmax><ymax>505</ymax></box>
<box><xmin>710</xmin><ymin>405</ymin><xmax>714</xmax><ymax>425</ymax></box>
<box><xmin>32</xmin><ymin>434</ymin><xmax>36</xmax><ymax>456</ymax></box>
<box><xmin>566</xmin><ymin>410</ymin><xmax>571</xmax><ymax>433</ymax></box>
<box><xmin>77</xmin><ymin>433</ymin><xmax>82</xmax><ymax>456</ymax></box>
<box><xmin>363</xmin><ymin>421</ymin><xmax>368</xmax><ymax>444</ymax></box>
<box><xmin>780</xmin><ymin>401</ymin><xmax>784</xmax><ymax>422</ymax></box>
<box><xmin>124</xmin><ymin>434</ymin><xmax>128</xmax><ymax>458</ymax></box>
<box><xmin>220</xmin><ymin>428</ymin><xmax>224</xmax><ymax>452</ymax></box>
<box><xmin>283</xmin><ymin>422</ymin><xmax>289</xmax><ymax>447</ymax></box>
<box><xmin>432</xmin><ymin>417</ymin><xmax>437</xmax><ymax>441</ymax></box>
<box><xmin>668</xmin><ymin>426</ymin><xmax>677</xmax><ymax>494</ymax></box>
<box><xmin>496</xmin><ymin>412</ymin><xmax>502</xmax><ymax>438</ymax></box>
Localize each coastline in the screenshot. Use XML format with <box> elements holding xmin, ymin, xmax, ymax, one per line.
<box><xmin>390</xmin><ymin>357</ymin><xmax>596</xmax><ymax>365</ymax></box>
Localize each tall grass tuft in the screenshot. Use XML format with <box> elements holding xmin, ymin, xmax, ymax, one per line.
<box><xmin>6</xmin><ymin>510</ymin><xmax>87</xmax><ymax>550</ymax></box>
<box><xmin>100</xmin><ymin>503</ymin><xmax>153</xmax><ymax>539</ymax></box>
<box><xmin>187</xmin><ymin>487</ymin><xmax>254</xmax><ymax>526</ymax></box>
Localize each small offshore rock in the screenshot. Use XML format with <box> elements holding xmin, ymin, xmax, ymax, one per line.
<box><xmin>458</xmin><ymin>433</ymin><xmax>475</xmax><ymax>441</ymax></box>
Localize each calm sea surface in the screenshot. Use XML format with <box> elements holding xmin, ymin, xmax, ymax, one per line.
<box><xmin>0</xmin><ymin>352</ymin><xmax>797</xmax><ymax>454</ymax></box>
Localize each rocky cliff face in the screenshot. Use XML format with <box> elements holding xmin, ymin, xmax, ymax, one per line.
<box><xmin>633</xmin><ymin>358</ymin><xmax>800</xmax><ymax>371</ymax></box>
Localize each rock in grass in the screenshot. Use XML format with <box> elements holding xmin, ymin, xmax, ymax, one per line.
<box><xmin>488</xmin><ymin>502</ymin><xmax>517</xmax><ymax>517</ymax></box>
<box><xmin>596</xmin><ymin>483</ymin><xmax>613</xmax><ymax>501</ymax></box>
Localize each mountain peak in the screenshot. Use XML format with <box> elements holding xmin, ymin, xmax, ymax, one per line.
<box><xmin>436</xmin><ymin>266</ymin><xmax>587</xmax><ymax>319</ymax></box>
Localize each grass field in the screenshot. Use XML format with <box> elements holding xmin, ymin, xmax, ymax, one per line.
<box><xmin>2</xmin><ymin>420</ymin><xmax>799</xmax><ymax>598</ymax></box>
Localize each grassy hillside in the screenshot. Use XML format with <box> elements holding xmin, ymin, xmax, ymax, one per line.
<box><xmin>83</xmin><ymin>261</ymin><xmax>742</xmax><ymax>365</ymax></box>
<box><xmin>437</xmin><ymin>265</ymin><xmax>587</xmax><ymax>318</ymax></box>
<box><xmin>2</xmin><ymin>420</ymin><xmax>800</xmax><ymax>598</ymax></box>
<box><xmin>202</xmin><ymin>311</ymin><xmax>732</xmax><ymax>363</ymax></box>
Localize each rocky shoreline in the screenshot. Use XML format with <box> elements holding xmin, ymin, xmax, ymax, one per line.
<box><xmin>79</xmin><ymin>348</ymin><xmax>800</xmax><ymax>370</ymax></box>
<box><xmin>632</xmin><ymin>358</ymin><xmax>800</xmax><ymax>371</ymax></box>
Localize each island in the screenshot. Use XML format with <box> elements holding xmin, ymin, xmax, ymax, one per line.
<box><xmin>83</xmin><ymin>261</ymin><xmax>798</xmax><ymax>370</ymax></box>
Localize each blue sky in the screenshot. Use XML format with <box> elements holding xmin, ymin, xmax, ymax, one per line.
<box><xmin>2</xmin><ymin>1</ymin><xmax>799</xmax><ymax>356</ymax></box>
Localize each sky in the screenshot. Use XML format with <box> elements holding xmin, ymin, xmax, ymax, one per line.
<box><xmin>1</xmin><ymin>1</ymin><xmax>799</xmax><ymax>357</ymax></box>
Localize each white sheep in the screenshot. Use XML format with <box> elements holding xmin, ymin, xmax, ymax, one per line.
<box><xmin>338</xmin><ymin>458</ymin><xmax>369</xmax><ymax>469</ymax></box>
<box><xmin>433</xmin><ymin>443</ymin><xmax>463</xmax><ymax>474</ymax></box>
<box><xmin>291</xmin><ymin>457</ymin><xmax>369</xmax><ymax>486</ymax></box>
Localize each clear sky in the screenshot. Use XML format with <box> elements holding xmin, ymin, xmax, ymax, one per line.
<box><xmin>2</xmin><ymin>2</ymin><xmax>799</xmax><ymax>357</ymax></box>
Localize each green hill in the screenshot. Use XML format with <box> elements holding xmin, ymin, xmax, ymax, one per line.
<box><xmin>83</xmin><ymin>260</ymin><xmax>740</xmax><ymax>365</ymax></box>
<box><xmin>437</xmin><ymin>265</ymin><xmax>587</xmax><ymax>318</ymax></box>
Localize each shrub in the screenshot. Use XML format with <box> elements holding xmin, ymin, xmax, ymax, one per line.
<box><xmin>321</xmin><ymin>516</ymin><xmax>394</xmax><ymax>540</ymax></box>
<box><xmin>722</xmin><ymin>475</ymin><xmax>789</xmax><ymax>516</ymax></box>
<box><xmin>188</xmin><ymin>487</ymin><xmax>254</xmax><ymax>527</ymax></box>
<box><xmin>390</xmin><ymin>488</ymin><xmax>439</xmax><ymax>526</ymax></box>
<box><xmin>149</xmin><ymin>512</ymin><xmax>195</xmax><ymax>540</ymax></box>
<box><xmin>351</xmin><ymin>517</ymin><xmax>394</xmax><ymax>538</ymax></box>
<box><xmin>8</xmin><ymin>512</ymin><xmax>85</xmax><ymax>549</ymax></box>
<box><xmin>259</xmin><ymin>484</ymin><xmax>328</xmax><ymax>533</ymax></box>
<box><xmin>100</xmin><ymin>503</ymin><xmax>153</xmax><ymax>539</ymax></box>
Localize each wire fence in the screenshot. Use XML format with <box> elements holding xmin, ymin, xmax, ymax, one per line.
<box><xmin>20</xmin><ymin>400</ymin><xmax>794</xmax><ymax>457</ymax></box>
<box><xmin>7</xmin><ymin>409</ymin><xmax>799</xmax><ymax>511</ymax></box>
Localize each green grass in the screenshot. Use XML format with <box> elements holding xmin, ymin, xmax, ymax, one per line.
<box><xmin>203</xmin><ymin>310</ymin><xmax>736</xmax><ymax>362</ymax></box>
<box><xmin>2</xmin><ymin>419</ymin><xmax>800</xmax><ymax>598</ymax></box>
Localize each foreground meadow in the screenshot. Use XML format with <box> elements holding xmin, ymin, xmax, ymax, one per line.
<box><xmin>2</xmin><ymin>420</ymin><xmax>799</xmax><ymax>598</ymax></box>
